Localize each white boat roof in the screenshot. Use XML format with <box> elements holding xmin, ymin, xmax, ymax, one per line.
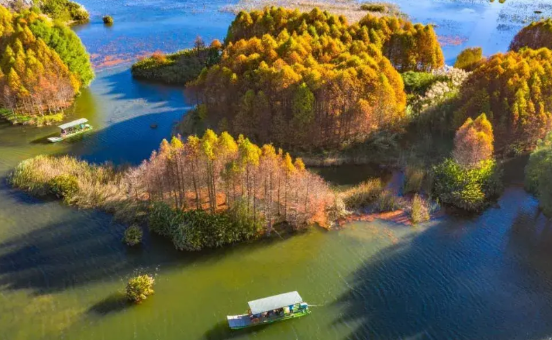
<box><xmin>59</xmin><ymin>118</ymin><xmax>88</xmax><ymax>130</ymax></box>
<box><xmin>248</xmin><ymin>291</ymin><xmax>303</xmax><ymax>314</ymax></box>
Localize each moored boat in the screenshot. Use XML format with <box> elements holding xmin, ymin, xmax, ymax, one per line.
<box><xmin>48</xmin><ymin>118</ymin><xmax>93</xmax><ymax>143</ymax></box>
<box><xmin>227</xmin><ymin>291</ymin><xmax>310</xmax><ymax>330</ymax></box>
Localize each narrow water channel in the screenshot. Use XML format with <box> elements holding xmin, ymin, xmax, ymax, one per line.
<box><xmin>2</xmin><ymin>0</ymin><xmax>552</xmax><ymax>339</ymax></box>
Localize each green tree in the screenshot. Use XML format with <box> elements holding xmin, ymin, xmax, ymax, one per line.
<box><xmin>454</xmin><ymin>47</ymin><xmax>483</xmax><ymax>71</ymax></box>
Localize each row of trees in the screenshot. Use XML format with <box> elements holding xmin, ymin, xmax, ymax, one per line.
<box><xmin>0</xmin><ymin>8</ymin><xmax>93</xmax><ymax>122</ymax></box>
<box><xmin>226</xmin><ymin>7</ymin><xmax>443</xmax><ymax>72</ymax></box>
<box><xmin>128</xmin><ymin>130</ymin><xmax>333</xmax><ymax>230</ymax></box>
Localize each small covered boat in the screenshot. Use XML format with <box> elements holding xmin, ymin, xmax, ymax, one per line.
<box><xmin>227</xmin><ymin>291</ymin><xmax>310</xmax><ymax>330</ymax></box>
<box><xmin>48</xmin><ymin>118</ymin><xmax>93</xmax><ymax>143</ymax></box>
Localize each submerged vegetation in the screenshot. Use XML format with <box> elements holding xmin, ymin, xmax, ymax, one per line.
<box><xmin>131</xmin><ymin>38</ymin><xmax>222</xmax><ymax>85</ymax></box>
<box><xmin>123</xmin><ymin>225</ymin><xmax>143</xmax><ymax>246</ymax></box>
<box><xmin>102</xmin><ymin>15</ymin><xmax>113</xmax><ymax>25</ymax></box>
<box><xmin>126</xmin><ymin>275</ymin><xmax>155</xmax><ymax>303</ymax></box>
<box><xmin>0</xmin><ymin>7</ymin><xmax>93</xmax><ymax>125</ymax></box>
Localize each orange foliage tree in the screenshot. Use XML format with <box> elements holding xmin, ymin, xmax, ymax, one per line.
<box><xmin>455</xmin><ymin>48</ymin><xmax>552</xmax><ymax>151</ymax></box>
<box><xmin>129</xmin><ymin>130</ymin><xmax>334</xmax><ymax>230</ymax></box>
<box><xmin>453</xmin><ymin>113</ymin><xmax>494</xmax><ymax>168</ymax></box>
<box><xmin>358</xmin><ymin>15</ymin><xmax>444</xmax><ymax>72</ymax></box>
<box><xmin>0</xmin><ymin>8</ymin><xmax>80</xmax><ymax>118</ymax></box>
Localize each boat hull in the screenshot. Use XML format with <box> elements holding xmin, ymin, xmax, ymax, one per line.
<box><xmin>48</xmin><ymin>126</ymin><xmax>93</xmax><ymax>143</ymax></box>
<box><xmin>227</xmin><ymin>309</ymin><xmax>311</xmax><ymax>330</ymax></box>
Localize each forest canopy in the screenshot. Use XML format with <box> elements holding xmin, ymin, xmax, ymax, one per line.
<box><xmin>454</xmin><ymin>48</ymin><xmax>552</xmax><ymax>153</ymax></box>
<box><xmin>0</xmin><ymin>8</ymin><xmax>93</xmax><ymax>124</ymax></box>
<box><xmin>189</xmin><ymin>7</ymin><xmax>444</xmax><ymax>149</ymax></box>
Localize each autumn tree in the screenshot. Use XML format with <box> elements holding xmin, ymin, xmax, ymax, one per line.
<box><xmin>359</xmin><ymin>15</ymin><xmax>444</xmax><ymax>72</ymax></box>
<box><xmin>453</xmin><ymin>113</ymin><xmax>494</xmax><ymax>168</ymax></box>
<box><xmin>454</xmin><ymin>47</ymin><xmax>483</xmax><ymax>71</ymax></box>
<box><xmin>0</xmin><ymin>8</ymin><xmax>93</xmax><ymax>123</ymax></box>
<box><xmin>455</xmin><ymin>48</ymin><xmax>552</xmax><ymax>151</ymax></box>
<box><xmin>28</xmin><ymin>16</ymin><xmax>94</xmax><ymax>86</ymax></box>
<box><xmin>434</xmin><ymin>115</ymin><xmax>501</xmax><ymax>212</ymax></box>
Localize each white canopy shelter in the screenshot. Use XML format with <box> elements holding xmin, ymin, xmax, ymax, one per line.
<box><xmin>58</xmin><ymin>118</ymin><xmax>88</xmax><ymax>130</ymax></box>
<box><xmin>248</xmin><ymin>291</ymin><xmax>303</xmax><ymax>315</ymax></box>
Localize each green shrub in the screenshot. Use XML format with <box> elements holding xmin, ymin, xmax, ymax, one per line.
<box><xmin>148</xmin><ymin>202</ymin><xmax>184</xmax><ymax>237</ymax></box>
<box><xmin>48</xmin><ymin>174</ymin><xmax>79</xmax><ymax>200</ymax></box>
<box><xmin>103</xmin><ymin>15</ymin><xmax>113</xmax><ymax>25</ymax></box>
<box><xmin>149</xmin><ymin>200</ymin><xmax>262</xmax><ymax>251</ymax></box>
<box><xmin>172</xmin><ymin>203</ymin><xmax>263</xmax><ymax>251</ymax></box>
<box><xmin>126</xmin><ymin>275</ymin><xmax>154</xmax><ymax>303</ymax></box>
<box><xmin>123</xmin><ymin>225</ymin><xmax>143</xmax><ymax>246</ymax></box>
<box><xmin>342</xmin><ymin>179</ymin><xmax>384</xmax><ymax>210</ymax></box>
<box><xmin>454</xmin><ymin>47</ymin><xmax>483</xmax><ymax>71</ymax></box>
<box><xmin>410</xmin><ymin>194</ymin><xmax>430</xmax><ymax>224</ymax></box>
<box><xmin>401</xmin><ymin>71</ymin><xmax>443</xmax><ymax>95</ymax></box>
<box><xmin>433</xmin><ymin>159</ymin><xmax>502</xmax><ymax>212</ymax></box>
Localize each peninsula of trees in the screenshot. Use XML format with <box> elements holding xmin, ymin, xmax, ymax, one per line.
<box><xmin>11</xmin><ymin>131</ymin><xmax>334</xmax><ymax>251</ymax></box>
<box><xmin>131</xmin><ymin>38</ymin><xmax>222</xmax><ymax>85</ymax></box>
<box><xmin>0</xmin><ymin>7</ymin><xmax>94</xmax><ymax>125</ymax></box>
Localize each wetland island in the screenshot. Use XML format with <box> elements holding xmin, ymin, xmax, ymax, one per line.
<box><xmin>3</xmin><ymin>0</ymin><xmax>552</xmax><ymax>339</ymax></box>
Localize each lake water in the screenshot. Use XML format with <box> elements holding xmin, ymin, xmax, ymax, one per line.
<box><xmin>2</xmin><ymin>0</ymin><xmax>552</xmax><ymax>339</ymax></box>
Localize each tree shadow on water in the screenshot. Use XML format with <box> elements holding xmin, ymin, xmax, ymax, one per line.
<box><xmin>87</xmin><ymin>292</ymin><xmax>130</xmax><ymax>316</ymax></box>
<box><xmin>202</xmin><ymin>320</ymin><xmax>272</xmax><ymax>340</ymax></box>
<box><xmin>0</xmin><ymin>206</ymin><xmax>290</xmax><ymax>297</ymax></box>
<box><xmin>332</xmin><ymin>188</ymin><xmax>552</xmax><ymax>340</ymax></box>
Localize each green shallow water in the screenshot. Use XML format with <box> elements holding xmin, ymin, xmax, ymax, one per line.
<box><xmin>3</xmin><ymin>0</ymin><xmax>552</xmax><ymax>339</ymax></box>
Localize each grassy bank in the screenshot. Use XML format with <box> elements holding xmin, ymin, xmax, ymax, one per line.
<box><xmin>40</xmin><ymin>0</ymin><xmax>90</xmax><ymax>24</ymax></box>
<box><xmin>0</xmin><ymin>109</ymin><xmax>64</xmax><ymax>126</ymax></box>
<box><xmin>131</xmin><ymin>45</ymin><xmax>221</xmax><ymax>85</ymax></box>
